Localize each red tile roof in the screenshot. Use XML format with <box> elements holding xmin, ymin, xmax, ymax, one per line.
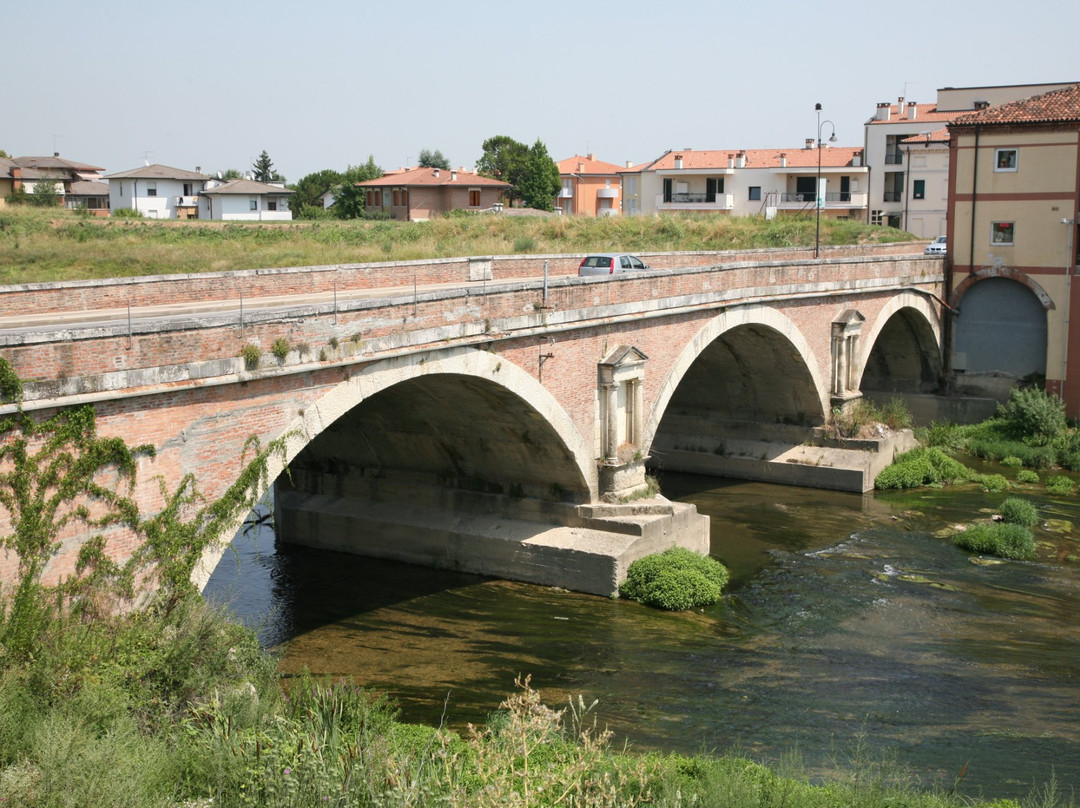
<box><xmin>901</xmin><ymin>128</ymin><xmax>950</xmax><ymax>144</ymax></box>
<box><xmin>556</xmin><ymin>155</ymin><xmax>626</xmax><ymax>175</ymax></box>
<box><xmin>950</xmin><ymin>83</ymin><xmax>1080</xmax><ymax>127</ymax></box>
<box><xmin>646</xmin><ymin>146</ymin><xmax>864</xmax><ymax>170</ymax></box>
<box><xmin>866</xmin><ymin>102</ymin><xmax>956</xmax><ymax>125</ymax></box>
<box><xmin>357</xmin><ymin>166</ymin><xmax>510</xmax><ymax>188</ymax></box>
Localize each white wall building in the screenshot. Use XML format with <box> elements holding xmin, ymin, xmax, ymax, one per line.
<box><xmin>623</xmin><ymin>145</ymin><xmax>867</xmax><ymax>220</ymax></box>
<box><xmin>103</xmin><ymin>164</ymin><xmax>209</xmax><ymax>219</ymax></box>
<box><xmin>199</xmin><ymin>178</ymin><xmax>294</xmax><ymax>221</ymax></box>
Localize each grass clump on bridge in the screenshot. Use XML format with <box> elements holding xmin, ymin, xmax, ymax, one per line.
<box><xmin>619</xmin><ymin>547</ymin><xmax>729</xmax><ymax>610</ymax></box>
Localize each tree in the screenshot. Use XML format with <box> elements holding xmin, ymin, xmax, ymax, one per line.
<box><xmin>30</xmin><ymin>180</ymin><xmax>60</xmax><ymax>208</ymax></box>
<box><xmin>289</xmin><ymin>169</ymin><xmax>344</xmax><ymax>219</ymax></box>
<box><xmin>0</xmin><ymin>148</ymin><xmax>10</xmax><ymax>159</ymax></box>
<box><xmin>518</xmin><ymin>140</ymin><xmax>561</xmax><ymax>211</ymax></box>
<box><xmin>476</xmin><ymin>135</ymin><xmax>560</xmax><ymax>209</ymax></box>
<box><xmin>252</xmin><ymin>150</ymin><xmax>283</xmax><ymax>183</ymax></box>
<box><xmin>221</xmin><ymin>168</ymin><xmax>244</xmax><ymax>181</ymax></box>
<box><xmin>333</xmin><ymin>157</ymin><xmax>384</xmax><ymax>220</ymax></box>
<box><xmin>476</xmin><ymin>135</ymin><xmax>528</xmax><ymax>203</ymax></box>
<box><xmin>418</xmin><ymin>148</ymin><xmax>451</xmax><ymax>170</ymax></box>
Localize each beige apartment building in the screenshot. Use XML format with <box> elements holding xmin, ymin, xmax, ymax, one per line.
<box><xmin>946</xmin><ymin>84</ymin><xmax>1080</xmax><ymax>415</ymax></box>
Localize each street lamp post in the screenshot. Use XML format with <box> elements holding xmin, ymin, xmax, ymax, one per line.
<box><xmin>814</xmin><ymin>103</ymin><xmax>837</xmax><ymax>259</ymax></box>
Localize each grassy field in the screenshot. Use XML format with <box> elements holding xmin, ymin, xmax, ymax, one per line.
<box><xmin>0</xmin><ymin>207</ymin><xmax>919</xmax><ymax>284</ymax></box>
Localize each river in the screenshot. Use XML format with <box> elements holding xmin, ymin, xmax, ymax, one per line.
<box><xmin>204</xmin><ymin>470</ymin><xmax>1080</xmax><ymax>800</ymax></box>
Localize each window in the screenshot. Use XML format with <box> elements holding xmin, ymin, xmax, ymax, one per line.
<box><xmin>268</xmin><ymin>200</ymin><xmax>277</xmax><ymax>211</ymax></box>
<box><xmin>991</xmin><ymin>221</ymin><xmax>1015</xmax><ymax>245</ymax></box>
<box><xmin>913</xmin><ymin>180</ymin><xmax>925</xmax><ymax>200</ymax></box>
<box><xmin>146</xmin><ymin>182</ymin><xmax>157</xmax><ymax>197</ymax></box>
<box><xmin>469</xmin><ymin>189</ymin><xmax>481</xmax><ymax>206</ymax></box>
<box><xmin>401</xmin><ymin>189</ymin><xmax>408</xmax><ymax>206</ymax></box>
<box><xmin>183</xmin><ymin>183</ymin><xmax>193</xmax><ymax>196</ymax></box>
<box><xmin>392</xmin><ymin>189</ymin><xmax>400</xmax><ymax>206</ymax></box>
<box><xmin>995</xmin><ymin>149</ymin><xmax>1018</xmax><ymax>172</ymax></box>
<box><xmin>871</xmin><ymin>210</ymin><xmax>883</xmax><ymax>226</ymax></box>
<box><xmin>249</xmin><ymin>198</ymin><xmax>258</xmax><ymax>211</ymax></box>
<box><xmin>748</xmin><ymin>186</ymin><xmax>761</xmax><ymax>201</ymax></box>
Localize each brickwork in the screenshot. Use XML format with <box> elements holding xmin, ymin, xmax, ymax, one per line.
<box><xmin>0</xmin><ymin>247</ymin><xmax>943</xmax><ymax>591</ymax></box>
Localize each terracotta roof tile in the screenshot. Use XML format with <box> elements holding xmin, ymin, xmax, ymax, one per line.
<box><xmin>900</xmin><ymin>128</ymin><xmax>951</xmax><ymax>144</ymax></box>
<box><xmin>555</xmin><ymin>155</ymin><xmax>626</xmax><ymax>175</ymax></box>
<box><xmin>866</xmin><ymin>103</ymin><xmax>956</xmax><ymax>125</ymax></box>
<box><xmin>357</xmin><ymin>166</ymin><xmax>510</xmax><ymax>188</ymax></box>
<box><xmin>646</xmin><ymin>146</ymin><xmax>864</xmax><ymax>170</ymax></box>
<box><xmin>950</xmin><ymin>83</ymin><xmax>1080</xmax><ymax>127</ymax></box>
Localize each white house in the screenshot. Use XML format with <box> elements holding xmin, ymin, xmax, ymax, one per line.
<box><xmin>623</xmin><ymin>145</ymin><xmax>868</xmax><ymax>220</ymax></box>
<box><xmin>103</xmin><ymin>164</ymin><xmax>210</xmax><ymax>219</ymax></box>
<box><xmin>199</xmin><ymin>179</ymin><xmax>295</xmax><ymax>221</ymax></box>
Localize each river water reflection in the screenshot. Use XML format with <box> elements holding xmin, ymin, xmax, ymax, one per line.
<box><xmin>205</xmin><ymin>472</ymin><xmax>1080</xmax><ymax>799</ymax></box>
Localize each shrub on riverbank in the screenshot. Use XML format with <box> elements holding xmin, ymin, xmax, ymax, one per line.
<box><xmin>955</xmin><ymin>522</ymin><xmax>1036</xmax><ymax>560</ymax></box>
<box><xmin>619</xmin><ymin>547</ymin><xmax>730</xmax><ymax>610</ymax></box>
<box><xmin>875</xmin><ymin>447</ymin><xmax>971</xmax><ymax>489</ymax></box>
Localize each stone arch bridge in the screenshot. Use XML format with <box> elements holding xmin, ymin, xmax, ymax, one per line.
<box><xmin>0</xmin><ymin>245</ymin><xmax>944</xmax><ymax>596</ymax></box>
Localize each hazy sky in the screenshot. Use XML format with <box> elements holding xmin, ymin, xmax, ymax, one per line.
<box><xmin>7</xmin><ymin>0</ymin><xmax>1078</xmax><ymax>182</ymax></box>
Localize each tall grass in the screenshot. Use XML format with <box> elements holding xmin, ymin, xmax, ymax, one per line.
<box><xmin>0</xmin><ymin>207</ymin><xmax>915</xmax><ymax>284</ymax></box>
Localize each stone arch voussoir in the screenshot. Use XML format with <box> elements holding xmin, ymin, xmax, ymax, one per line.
<box><xmin>951</xmin><ymin>267</ymin><xmax>1055</xmax><ymax>311</ymax></box>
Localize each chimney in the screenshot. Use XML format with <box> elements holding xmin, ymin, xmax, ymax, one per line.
<box><xmin>727</xmin><ymin>154</ymin><xmax>735</xmax><ymax>169</ymax></box>
<box><xmin>433</xmin><ymin>168</ymin><xmax>440</xmax><ymax>177</ymax></box>
<box><xmin>805</xmin><ymin>138</ymin><xmax>816</xmax><ymax>150</ymax></box>
<box><xmin>674</xmin><ymin>154</ymin><xmax>683</xmax><ymax>169</ymax></box>
<box><xmin>625</xmin><ymin>160</ymin><xmax>634</xmax><ymax>168</ymax></box>
<box><xmin>906</xmin><ymin>101</ymin><xmax>917</xmax><ymax>120</ymax></box>
<box><xmin>451</xmin><ymin>170</ymin><xmax>457</xmax><ymax>181</ymax></box>
<box><xmin>875</xmin><ymin>101</ymin><xmax>891</xmax><ymax>121</ymax></box>
<box><xmin>587</xmin><ymin>153</ymin><xmax>595</xmax><ymax>161</ymax></box>
<box><xmin>974</xmin><ymin>100</ymin><xmax>990</xmax><ymax>110</ymax></box>
<box><xmin>736</xmin><ymin>151</ymin><xmax>746</xmax><ymax>168</ymax></box>
<box><xmin>195</xmin><ymin>166</ymin><xmax>201</xmax><ymax>173</ymax></box>
<box><xmin>780</xmin><ymin>153</ymin><xmax>787</xmax><ymax>168</ymax></box>
<box><xmin>853</xmin><ymin>151</ymin><xmax>863</xmax><ymax>167</ymax></box>
<box><xmin>577</xmin><ymin>162</ymin><xmax>585</xmax><ymax>172</ymax></box>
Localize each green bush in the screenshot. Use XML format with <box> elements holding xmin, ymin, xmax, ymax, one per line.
<box><xmin>620</xmin><ymin>547</ymin><xmax>729</xmax><ymax>611</ymax></box>
<box><xmin>271</xmin><ymin>337</ymin><xmax>290</xmax><ymax>360</ymax></box>
<box><xmin>997</xmin><ymin>387</ymin><xmax>1068</xmax><ymax>445</ymax></box>
<box><xmin>966</xmin><ymin>437</ymin><xmax>1056</xmax><ymax>469</ymax></box>
<box><xmin>955</xmin><ymin>522</ymin><xmax>1036</xmax><ymax>560</ymax></box>
<box><xmin>240</xmin><ymin>343</ymin><xmax>260</xmax><ymax>369</ymax></box>
<box><xmin>874</xmin><ymin>447</ymin><xmax>970</xmax><ymax>490</ymax></box>
<box><xmin>1046</xmin><ymin>475</ymin><xmax>1077</xmax><ymax>496</ymax></box>
<box><xmin>112</xmin><ymin>207</ymin><xmax>143</xmax><ymax>219</ymax></box>
<box><xmin>1016</xmin><ymin>469</ymin><xmax>1040</xmax><ymax>484</ymax></box>
<box><xmin>975</xmin><ymin>473</ymin><xmax>1011</xmax><ymax>493</ymax></box>
<box><xmin>999</xmin><ymin>497</ymin><xmax>1039</xmax><ymax>527</ymax></box>
<box><xmin>1001</xmin><ymin>456</ymin><xmax>1023</xmax><ymax>468</ymax></box>
<box><xmin>917</xmin><ymin>420</ymin><xmax>966</xmax><ymax>450</ymax></box>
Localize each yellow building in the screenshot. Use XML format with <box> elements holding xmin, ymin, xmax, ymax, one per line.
<box><xmin>946</xmin><ymin>84</ymin><xmax>1080</xmax><ymax>414</ymax></box>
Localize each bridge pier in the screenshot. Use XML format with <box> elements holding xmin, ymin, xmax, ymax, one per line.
<box><xmin>272</xmin><ymin>471</ymin><xmax>709</xmax><ymax>597</ymax></box>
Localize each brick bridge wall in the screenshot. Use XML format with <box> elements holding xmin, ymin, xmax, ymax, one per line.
<box><xmin>0</xmin><ymin>246</ymin><xmax>944</xmax><ymax>587</ymax></box>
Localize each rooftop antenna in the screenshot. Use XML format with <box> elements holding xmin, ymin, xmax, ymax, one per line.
<box><xmin>902</xmin><ymin>81</ymin><xmax>917</xmax><ymax>100</ymax></box>
<box><xmin>143</xmin><ymin>150</ymin><xmax>153</xmax><ymax>167</ymax></box>
<box><xmin>52</xmin><ymin>134</ymin><xmax>62</xmax><ymax>155</ymax></box>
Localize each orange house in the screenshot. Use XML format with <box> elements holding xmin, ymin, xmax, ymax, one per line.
<box><xmin>554</xmin><ymin>154</ymin><xmax>625</xmax><ymax>216</ymax></box>
<box><xmin>357</xmin><ymin>167</ymin><xmax>511</xmax><ymax>221</ymax></box>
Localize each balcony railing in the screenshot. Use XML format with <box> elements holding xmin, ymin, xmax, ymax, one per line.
<box><xmin>174</xmin><ymin>195</ymin><xmax>199</xmax><ymax>206</ymax></box>
<box><xmin>884</xmin><ymin>153</ymin><xmax>903</xmax><ymax>165</ymax></box>
<box><xmin>656</xmin><ymin>192</ymin><xmax>734</xmax><ymax>210</ymax></box>
<box><xmin>780</xmin><ymin>192</ymin><xmax>855</xmax><ymax>203</ymax></box>
<box><xmin>883</xmin><ymin>191</ymin><xmax>902</xmax><ymax>202</ymax></box>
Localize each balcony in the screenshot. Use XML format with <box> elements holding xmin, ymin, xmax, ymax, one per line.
<box><xmin>884</xmin><ymin>153</ymin><xmax>903</xmax><ymax>165</ymax></box>
<box><xmin>883</xmin><ymin>191</ymin><xmax>902</xmax><ymax>203</ymax></box>
<box><xmin>174</xmin><ymin>195</ymin><xmax>199</xmax><ymax>206</ymax></box>
<box><xmin>774</xmin><ymin>191</ymin><xmax>868</xmax><ymax>210</ymax></box>
<box><xmin>656</xmin><ymin>192</ymin><xmax>734</xmax><ymax>211</ymax></box>
<box><xmin>596</xmin><ymin>188</ymin><xmax>618</xmax><ymax>199</ymax></box>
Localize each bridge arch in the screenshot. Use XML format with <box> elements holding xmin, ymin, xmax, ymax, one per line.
<box><xmin>858</xmin><ymin>291</ymin><xmax>944</xmax><ymax>393</ymax></box>
<box><xmin>194</xmin><ymin>346</ymin><xmax>594</xmax><ymax>589</ymax></box>
<box><xmin>642</xmin><ymin>304</ymin><xmax>829</xmax><ymax>455</ymax></box>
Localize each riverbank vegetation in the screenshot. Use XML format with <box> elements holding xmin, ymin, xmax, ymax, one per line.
<box><xmin>1</xmin><ymin>369</ymin><xmax>1071</xmax><ymax>805</ymax></box>
<box><xmin>0</xmin><ymin>205</ymin><xmax>916</xmax><ymax>284</ymax></box>
<box><xmin>619</xmin><ymin>546</ymin><xmax>730</xmax><ymax>610</ymax></box>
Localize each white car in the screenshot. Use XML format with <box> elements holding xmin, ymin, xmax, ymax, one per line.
<box><xmin>577</xmin><ymin>253</ymin><xmax>651</xmax><ymax>276</ymax></box>
<box><xmin>924</xmin><ymin>235</ymin><xmax>947</xmax><ymax>255</ymax></box>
